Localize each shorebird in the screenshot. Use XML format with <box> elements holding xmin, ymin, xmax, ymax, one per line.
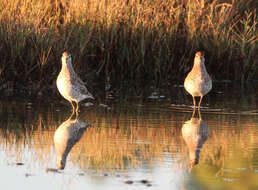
<box><xmin>54</xmin><ymin>115</ymin><xmax>90</xmax><ymax>169</ymax></box>
<box><xmin>57</xmin><ymin>52</ymin><xmax>94</xmax><ymax>115</ymax></box>
<box><xmin>184</xmin><ymin>51</ymin><xmax>212</xmax><ymax>109</ymax></box>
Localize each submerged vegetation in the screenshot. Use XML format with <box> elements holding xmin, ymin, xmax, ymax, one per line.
<box><xmin>0</xmin><ymin>0</ymin><xmax>257</xmax><ymax>94</ymax></box>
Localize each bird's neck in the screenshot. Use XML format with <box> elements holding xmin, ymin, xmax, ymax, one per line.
<box><xmin>192</xmin><ymin>59</ymin><xmax>207</xmax><ymax>73</ymax></box>
<box><xmin>62</xmin><ymin>61</ymin><xmax>75</xmax><ymax>74</ymax></box>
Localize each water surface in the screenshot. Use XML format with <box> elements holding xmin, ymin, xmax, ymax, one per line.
<box><xmin>0</xmin><ymin>84</ymin><xmax>258</xmax><ymax>190</ymax></box>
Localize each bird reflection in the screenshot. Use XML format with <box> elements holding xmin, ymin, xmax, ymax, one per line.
<box><xmin>54</xmin><ymin>113</ymin><xmax>90</xmax><ymax>170</ymax></box>
<box><xmin>182</xmin><ymin>109</ymin><xmax>209</xmax><ymax>171</ymax></box>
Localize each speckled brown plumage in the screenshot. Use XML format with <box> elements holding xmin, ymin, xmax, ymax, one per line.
<box><xmin>57</xmin><ymin>52</ymin><xmax>94</xmax><ymax>115</ymax></box>
<box><xmin>184</xmin><ymin>51</ymin><xmax>212</xmax><ymax>109</ymax></box>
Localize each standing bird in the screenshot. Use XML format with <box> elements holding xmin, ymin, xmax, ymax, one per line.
<box><xmin>57</xmin><ymin>52</ymin><xmax>94</xmax><ymax>115</ymax></box>
<box><xmin>184</xmin><ymin>51</ymin><xmax>212</xmax><ymax>110</ymax></box>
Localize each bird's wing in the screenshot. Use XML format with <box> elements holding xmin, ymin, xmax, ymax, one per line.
<box><xmin>71</xmin><ymin>77</ymin><xmax>89</xmax><ymax>93</ymax></box>
<box><xmin>70</xmin><ymin>69</ymin><xmax>92</xmax><ymax>96</ymax></box>
<box><xmin>73</xmin><ymin>73</ymin><xmax>86</xmax><ymax>87</ymax></box>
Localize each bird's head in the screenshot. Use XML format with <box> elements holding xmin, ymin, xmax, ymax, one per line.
<box><xmin>61</xmin><ymin>51</ymin><xmax>72</xmax><ymax>65</ymax></box>
<box><xmin>194</xmin><ymin>51</ymin><xmax>205</xmax><ymax>63</ymax></box>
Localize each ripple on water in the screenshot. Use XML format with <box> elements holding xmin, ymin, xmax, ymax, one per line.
<box><xmin>0</xmin><ymin>87</ymin><xmax>257</xmax><ymax>190</ymax></box>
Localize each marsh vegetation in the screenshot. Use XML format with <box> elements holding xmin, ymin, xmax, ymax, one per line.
<box><xmin>0</xmin><ymin>0</ymin><xmax>257</xmax><ymax>94</ymax></box>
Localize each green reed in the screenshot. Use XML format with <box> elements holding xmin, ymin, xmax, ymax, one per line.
<box><xmin>0</xmin><ymin>0</ymin><xmax>257</xmax><ymax>94</ymax></box>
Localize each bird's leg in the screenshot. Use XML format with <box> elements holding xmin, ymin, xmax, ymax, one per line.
<box><xmin>70</xmin><ymin>101</ymin><xmax>75</xmax><ymax>116</ymax></box>
<box><xmin>191</xmin><ymin>107</ymin><xmax>196</xmax><ymax>118</ymax></box>
<box><xmin>68</xmin><ymin>112</ymin><xmax>74</xmax><ymax>120</ymax></box>
<box><xmin>198</xmin><ymin>96</ymin><xmax>203</xmax><ymax>110</ymax></box>
<box><xmin>75</xmin><ymin>111</ymin><xmax>78</xmax><ymax>119</ymax></box>
<box><xmin>198</xmin><ymin>108</ymin><xmax>202</xmax><ymax>120</ymax></box>
<box><xmin>75</xmin><ymin>102</ymin><xmax>79</xmax><ymax>116</ymax></box>
<box><xmin>192</xmin><ymin>96</ymin><xmax>196</xmax><ymax>109</ymax></box>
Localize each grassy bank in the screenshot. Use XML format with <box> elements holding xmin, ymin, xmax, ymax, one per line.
<box><xmin>0</xmin><ymin>0</ymin><xmax>257</xmax><ymax>95</ymax></box>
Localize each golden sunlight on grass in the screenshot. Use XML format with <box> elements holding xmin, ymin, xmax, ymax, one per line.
<box><xmin>0</xmin><ymin>0</ymin><xmax>257</xmax><ymax>91</ymax></box>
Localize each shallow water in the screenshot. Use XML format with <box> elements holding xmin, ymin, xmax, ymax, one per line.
<box><xmin>0</xmin><ymin>83</ymin><xmax>258</xmax><ymax>190</ymax></box>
